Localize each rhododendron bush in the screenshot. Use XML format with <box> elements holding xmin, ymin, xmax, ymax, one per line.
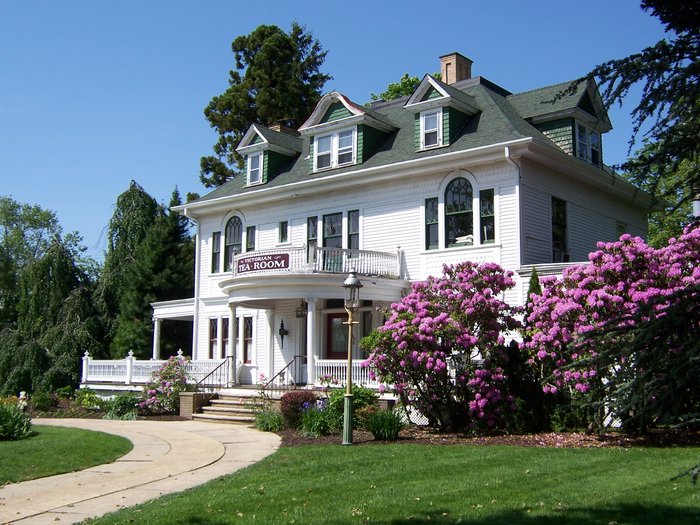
<box><xmin>363</xmin><ymin>262</ymin><xmax>521</xmax><ymax>432</ymax></box>
<box><xmin>525</xmin><ymin>224</ymin><xmax>700</xmax><ymax>431</ymax></box>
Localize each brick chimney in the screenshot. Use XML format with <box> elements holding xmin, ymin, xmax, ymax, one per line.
<box><xmin>269</xmin><ymin>123</ymin><xmax>300</xmax><ymax>136</ymax></box>
<box><xmin>439</xmin><ymin>53</ymin><xmax>473</xmax><ymax>85</ymax></box>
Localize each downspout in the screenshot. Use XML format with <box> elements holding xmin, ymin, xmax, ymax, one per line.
<box><xmin>504</xmin><ymin>146</ymin><xmax>523</xmax><ymax>269</ymax></box>
<box><xmin>184</xmin><ymin>210</ymin><xmax>201</xmax><ymax>358</ymax></box>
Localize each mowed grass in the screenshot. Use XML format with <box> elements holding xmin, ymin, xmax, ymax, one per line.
<box><xmin>0</xmin><ymin>425</ymin><xmax>132</xmax><ymax>484</ymax></box>
<box><xmin>90</xmin><ymin>443</ymin><xmax>700</xmax><ymax>525</ymax></box>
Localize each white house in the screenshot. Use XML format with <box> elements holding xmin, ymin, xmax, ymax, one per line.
<box><xmin>82</xmin><ymin>53</ymin><xmax>649</xmax><ymax>391</ymax></box>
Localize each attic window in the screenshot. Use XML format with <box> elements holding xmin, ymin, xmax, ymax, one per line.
<box><xmin>421</xmin><ymin>109</ymin><xmax>442</xmax><ymax>149</ymax></box>
<box><xmin>247</xmin><ymin>153</ymin><xmax>262</xmax><ymax>185</ymax></box>
<box><xmin>313</xmin><ymin>128</ymin><xmax>356</xmax><ymax>171</ymax></box>
<box><xmin>576</xmin><ymin>123</ymin><xmax>601</xmax><ymax>166</ymax></box>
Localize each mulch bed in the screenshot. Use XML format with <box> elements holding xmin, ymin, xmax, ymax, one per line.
<box><xmin>278</xmin><ymin>426</ymin><xmax>700</xmax><ymax>448</ymax></box>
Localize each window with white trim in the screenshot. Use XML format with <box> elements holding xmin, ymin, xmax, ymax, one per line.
<box><xmin>313</xmin><ymin>128</ymin><xmax>355</xmax><ymax>171</ymax></box>
<box><xmin>247</xmin><ymin>152</ymin><xmax>262</xmax><ymax>185</ymax></box>
<box><xmin>211</xmin><ymin>231</ymin><xmax>221</xmax><ymax>273</ymax></box>
<box><xmin>577</xmin><ymin>123</ymin><xmax>601</xmax><ymax>166</ymax></box>
<box><xmin>421</xmin><ymin>109</ymin><xmax>442</xmax><ymax>149</ymax></box>
<box><xmin>278</xmin><ymin>220</ymin><xmax>289</xmax><ymax>244</ymax></box>
<box><xmin>423</xmin><ymin>177</ymin><xmax>497</xmax><ymax>250</ymax></box>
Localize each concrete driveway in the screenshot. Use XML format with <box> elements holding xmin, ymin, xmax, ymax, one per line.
<box><xmin>0</xmin><ymin>418</ymin><xmax>280</xmax><ymax>525</ymax></box>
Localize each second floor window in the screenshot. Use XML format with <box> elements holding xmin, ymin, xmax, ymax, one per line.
<box><xmin>425</xmin><ymin>198</ymin><xmax>439</xmax><ymax>250</ymax></box>
<box><xmin>445</xmin><ymin>177</ymin><xmax>474</xmax><ymax>247</ymax></box>
<box><xmin>314</xmin><ymin>128</ymin><xmax>355</xmax><ymax>171</ymax></box>
<box><xmin>224</xmin><ymin>216</ymin><xmax>242</xmax><ymax>270</ymax></box>
<box><xmin>246</xmin><ymin>226</ymin><xmax>256</xmax><ymax>252</ymax></box>
<box><xmin>347</xmin><ymin>209</ymin><xmax>359</xmax><ymax>252</ymax></box>
<box><xmin>279</xmin><ymin>221</ymin><xmax>289</xmax><ymax>244</ymax></box>
<box><xmin>211</xmin><ymin>231</ymin><xmax>221</xmax><ymax>273</ymax></box>
<box><xmin>552</xmin><ymin>197</ymin><xmax>568</xmax><ymax>262</ymax></box>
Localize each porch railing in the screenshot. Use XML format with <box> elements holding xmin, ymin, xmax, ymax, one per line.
<box><xmin>81</xmin><ymin>353</ymin><xmax>381</xmax><ymax>390</ymax></box>
<box><xmin>81</xmin><ymin>351</ymin><xmax>227</xmax><ymax>386</ymax></box>
<box><xmin>232</xmin><ymin>245</ymin><xmax>400</xmax><ymax>278</ymax></box>
<box><xmin>315</xmin><ymin>359</ymin><xmax>379</xmax><ymax>388</ymax></box>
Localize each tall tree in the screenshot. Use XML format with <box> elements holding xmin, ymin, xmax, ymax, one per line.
<box><xmin>96</xmin><ymin>181</ymin><xmax>161</xmax><ymax>351</ymax></box>
<box><xmin>585</xmin><ymin>0</ymin><xmax>700</xmax><ymax>208</ymax></box>
<box><xmin>200</xmin><ymin>23</ymin><xmax>330</xmax><ymax>188</ymax></box>
<box><xmin>0</xmin><ymin>197</ymin><xmax>62</xmax><ymax>327</ymax></box>
<box><xmin>111</xmin><ymin>189</ymin><xmax>194</xmax><ymax>358</ymax></box>
<box><xmin>0</xmin><ymin>238</ymin><xmax>97</xmax><ymax>394</ymax></box>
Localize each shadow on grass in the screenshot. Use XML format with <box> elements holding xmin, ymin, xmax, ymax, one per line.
<box><xmin>383</xmin><ymin>503</ymin><xmax>699</xmax><ymax>525</ymax></box>
<box><xmin>154</xmin><ymin>503</ymin><xmax>699</xmax><ymax>525</ymax></box>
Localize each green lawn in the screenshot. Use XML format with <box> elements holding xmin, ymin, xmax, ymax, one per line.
<box><xmin>0</xmin><ymin>425</ymin><xmax>132</xmax><ymax>484</ymax></box>
<box><xmin>89</xmin><ymin>444</ymin><xmax>700</xmax><ymax>525</ymax></box>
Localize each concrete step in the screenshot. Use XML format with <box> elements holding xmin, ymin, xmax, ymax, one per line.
<box><xmin>201</xmin><ymin>405</ymin><xmax>254</xmax><ymax>415</ymax></box>
<box><xmin>192</xmin><ymin>413</ymin><xmax>255</xmax><ymax>424</ymax></box>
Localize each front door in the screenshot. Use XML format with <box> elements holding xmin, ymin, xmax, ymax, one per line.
<box><xmin>326</xmin><ymin>312</ymin><xmax>348</xmax><ymax>359</ymax></box>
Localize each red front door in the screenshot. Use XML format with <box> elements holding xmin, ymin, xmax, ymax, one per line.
<box><xmin>326</xmin><ymin>313</ymin><xmax>348</xmax><ymax>359</ymax></box>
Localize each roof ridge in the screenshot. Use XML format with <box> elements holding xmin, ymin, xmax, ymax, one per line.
<box><xmin>509</xmin><ymin>78</ymin><xmax>583</xmax><ymax>98</ymax></box>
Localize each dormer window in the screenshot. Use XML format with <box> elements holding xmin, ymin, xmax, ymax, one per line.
<box><xmin>313</xmin><ymin>128</ymin><xmax>356</xmax><ymax>171</ymax></box>
<box><xmin>577</xmin><ymin>123</ymin><xmax>601</xmax><ymax>166</ymax></box>
<box><xmin>421</xmin><ymin>109</ymin><xmax>442</xmax><ymax>149</ymax></box>
<box><xmin>247</xmin><ymin>153</ymin><xmax>262</xmax><ymax>185</ymax></box>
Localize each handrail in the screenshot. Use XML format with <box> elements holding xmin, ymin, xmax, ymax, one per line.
<box><xmin>194</xmin><ymin>356</ymin><xmax>232</xmax><ymax>391</ymax></box>
<box><xmin>261</xmin><ymin>356</ymin><xmax>301</xmax><ymax>396</ymax></box>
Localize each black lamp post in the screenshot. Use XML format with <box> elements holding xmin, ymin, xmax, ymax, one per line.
<box><xmin>342</xmin><ymin>269</ymin><xmax>362</xmax><ymax>445</ymax></box>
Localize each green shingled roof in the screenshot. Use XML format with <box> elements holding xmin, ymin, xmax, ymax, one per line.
<box><xmin>507</xmin><ymin>79</ymin><xmax>587</xmax><ymax>120</ymax></box>
<box><xmin>192</xmin><ymin>77</ymin><xmax>604</xmax><ymax>205</ymax></box>
<box><xmin>251</xmin><ymin>125</ymin><xmax>302</xmax><ymax>153</ymax></box>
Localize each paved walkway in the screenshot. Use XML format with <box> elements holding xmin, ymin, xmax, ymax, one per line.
<box><xmin>0</xmin><ymin>418</ymin><xmax>281</xmax><ymax>525</ymax></box>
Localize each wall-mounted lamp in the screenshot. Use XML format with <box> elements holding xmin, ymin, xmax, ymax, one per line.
<box><xmin>278</xmin><ymin>320</ymin><xmax>289</xmax><ymax>348</ymax></box>
<box><xmin>295</xmin><ymin>300</ymin><xmax>308</xmax><ymax>319</ymax></box>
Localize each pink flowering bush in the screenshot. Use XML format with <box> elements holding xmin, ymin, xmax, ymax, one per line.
<box><xmin>524</xmin><ymin>223</ymin><xmax>700</xmax><ymax>431</ymax></box>
<box><xmin>138</xmin><ymin>355</ymin><xmax>191</xmax><ymax>414</ymax></box>
<box><xmin>363</xmin><ymin>262</ymin><xmax>521</xmax><ymax>432</ymax></box>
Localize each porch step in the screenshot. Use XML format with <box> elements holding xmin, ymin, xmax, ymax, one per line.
<box><xmin>193</xmin><ymin>395</ymin><xmax>256</xmax><ymax>425</ymax></box>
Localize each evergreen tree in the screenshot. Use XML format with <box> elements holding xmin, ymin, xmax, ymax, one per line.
<box><xmin>0</xmin><ymin>239</ymin><xmax>95</xmax><ymax>394</ymax></box>
<box><xmin>200</xmin><ymin>23</ymin><xmax>330</xmax><ymax>188</ymax></box>
<box><xmin>96</xmin><ymin>181</ymin><xmax>161</xmax><ymax>353</ymax></box>
<box><xmin>111</xmin><ymin>189</ymin><xmax>194</xmax><ymax>358</ymax></box>
<box><xmin>584</xmin><ymin>0</ymin><xmax>700</xmax><ymax>207</ymax></box>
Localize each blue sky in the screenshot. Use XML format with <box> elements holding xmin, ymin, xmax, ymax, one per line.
<box><xmin>1</xmin><ymin>1</ymin><xmax>667</xmax><ymax>260</ymax></box>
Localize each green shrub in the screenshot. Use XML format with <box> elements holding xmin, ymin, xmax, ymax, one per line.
<box><xmin>75</xmin><ymin>388</ymin><xmax>103</xmax><ymax>409</ymax></box>
<box><xmin>300</xmin><ymin>400</ymin><xmax>338</xmax><ymax>437</ymax></box>
<box><xmin>364</xmin><ymin>409</ymin><xmax>405</xmax><ymax>441</ymax></box>
<box><xmin>55</xmin><ymin>386</ymin><xmax>75</xmax><ymax>399</ymax></box>
<box><xmin>355</xmin><ymin>404</ymin><xmax>379</xmax><ymax>430</ymax></box>
<box><xmin>104</xmin><ymin>392</ymin><xmax>140</xmax><ymax>420</ymax></box>
<box><xmin>0</xmin><ymin>403</ymin><xmax>33</xmax><ymax>440</ymax></box>
<box><xmin>138</xmin><ymin>356</ymin><xmax>190</xmax><ymax>414</ymax></box>
<box><xmin>30</xmin><ymin>391</ymin><xmax>57</xmax><ymax>412</ymax></box>
<box><xmin>280</xmin><ymin>390</ymin><xmax>317</xmax><ymax>428</ymax></box>
<box><xmin>327</xmin><ymin>385</ymin><xmax>378</xmax><ymax>428</ymax></box>
<box><xmin>253</xmin><ymin>404</ymin><xmax>285</xmax><ymax>432</ymax></box>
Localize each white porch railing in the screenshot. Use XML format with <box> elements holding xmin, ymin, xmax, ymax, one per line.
<box><xmin>81</xmin><ymin>351</ymin><xmax>226</xmax><ymax>386</ymax></box>
<box><xmin>315</xmin><ymin>359</ymin><xmax>380</xmax><ymax>388</ymax></box>
<box><xmin>232</xmin><ymin>244</ymin><xmax>401</xmax><ymax>278</ymax></box>
<box><xmin>81</xmin><ymin>352</ymin><xmax>382</xmax><ymax>389</ymax></box>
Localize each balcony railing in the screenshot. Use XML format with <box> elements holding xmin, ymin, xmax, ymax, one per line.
<box><xmin>315</xmin><ymin>359</ymin><xmax>379</xmax><ymax>388</ymax></box>
<box><xmin>232</xmin><ymin>245</ymin><xmax>400</xmax><ymax>278</ymax></box>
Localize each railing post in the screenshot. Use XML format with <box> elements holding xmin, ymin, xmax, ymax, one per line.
<box><xmin>396</xmin><ymin>246</ymin><xmax>403</xmax><ymax>278</ymax></box>
<box><xmin>125</xmin><ymin>350</ymin><xmax>134</xmax><ymax>385</ymax></box>
<box><xmin>81</xmin><ymin>351</ymin><xmax>90</xmax><ymax>383</ymax></box>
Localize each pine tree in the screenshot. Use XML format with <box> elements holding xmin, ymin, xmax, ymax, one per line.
<box><xmin>200</xmin><ymin>23</ymin><xmax>330</xmax><ymax>187</ymax></box>
<box><xmin>111</xmin><ymin>189</ymin><xmax>194</xmax><ymax>358</ymax></box>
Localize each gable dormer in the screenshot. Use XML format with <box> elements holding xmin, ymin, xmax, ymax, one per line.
<box><xmin>404</xmin><ymin>75</ymin><xmax>480</xmax><ymax>151</ymax></box>
<box><xmin>237</xmin><ymin>124</ymin><xmax>302</xmax><ymax>186</ymax></box>
<box><xmin>508</xmin><ymin>78</ymin><xmax>612</xmax><ymax>167</ymax></box>
<box><xmin>298</xmin><ymin>92</ymin><xmax>395</xmax><ymax>172</ymax></box>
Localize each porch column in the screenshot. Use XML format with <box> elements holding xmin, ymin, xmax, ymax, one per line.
<box><xmin>306</xmin><ymin>298</ymin><xmax>317</xmax><ymax>385</ymax></box>
<box><xmin>216</xmin><ymin>317</ymin><xmax>224</xmax><ymax>359</ymax></box>
<box><xmin>228</xmin><ymin>303</ymin><xmax>237</xmax><ymax>386</ymax></box>
<box><xmin>152</xmin><ymin>318</ymin><xmax>162</xmax><ymax>360</ymax></box>
<box><xmin>266</xmin><ymin>309</ymin><xmax>274</xmax><ymax>380</ymax></box>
